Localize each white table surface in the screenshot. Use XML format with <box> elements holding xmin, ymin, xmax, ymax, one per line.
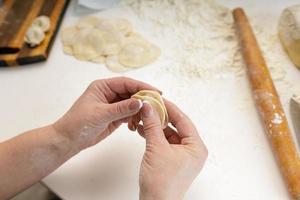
<box><xmin>1</xmin><ymin>0</ymin><xmax>300</xmax><ymax>199</ymax></box>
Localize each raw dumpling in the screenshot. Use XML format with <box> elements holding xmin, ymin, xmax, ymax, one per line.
<box><xmin>131</xmin><ymin>90</ymin><xmax>168</xmax><ymax>128</ymax></box>
<box><xmin>24</xmin><ymin>25</ymin><xmax>45</xmax><ymax>47</ymax></box>
<box><xmin>278</xmin><ymin>5</ymin><xmax>300</xmax><ymax>68</ymax></box>
<box><xmin>32</xmin><ymin>15</ymin><xmax>51</xmax><ymax>32</ymax></box>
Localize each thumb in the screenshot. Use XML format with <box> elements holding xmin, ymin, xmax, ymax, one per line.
<box><xmin>104</xmin><ymin>99</ymin><xmax>142</xmax><ymax>122</ymax></box>
<box><xmin>141</xmin><ymin>101</ymin><xmax>168</xmax><ymax>146</ymax></box>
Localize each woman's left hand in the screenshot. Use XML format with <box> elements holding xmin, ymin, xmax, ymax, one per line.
<box><xmin>53</xmin><ymin>77</ymin><xmax>160</xmax><ymax>150</ymax></box>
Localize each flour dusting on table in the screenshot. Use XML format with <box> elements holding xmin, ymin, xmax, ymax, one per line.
<box><xmin>122</xmin><ymin>0</ymin><xmax>243</xmax><ymax>79</ymax></box>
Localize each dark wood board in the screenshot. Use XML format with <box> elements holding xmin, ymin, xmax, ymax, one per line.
<box><xmin>0</xmin><ymin>0</ymin><xmax>70</xmax><ymax>67</ymax></box>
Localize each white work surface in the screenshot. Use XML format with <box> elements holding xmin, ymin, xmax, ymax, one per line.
<box><xmin>1</xmin><ymin>0</ymin><xmax>300</xmax><ymax>199</ymax></box>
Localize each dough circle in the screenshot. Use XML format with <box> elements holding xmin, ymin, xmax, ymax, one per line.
<box><xmin>131</xmin><ymin>90</ymin><xmax>168</xmax><ymax>128</ymax></box>
<box><xmin>278</xmin><ymin>5</ymin><xmax>300</xmax><ymax>68</ymax></box>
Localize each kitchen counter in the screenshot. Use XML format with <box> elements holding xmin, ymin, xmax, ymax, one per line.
<box><xmin>1</xmin><ymin>0</ymin><xmax>300</xmax><ymax>199</ymax></box>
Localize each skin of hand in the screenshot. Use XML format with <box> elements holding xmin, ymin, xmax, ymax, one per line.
<box><xmin>54</xmin><ymin>77</ymin><xmax>160</xmax><ymax>151</ymax></box>
<box><xmin>0</xmin><ymin>77</ymin><xmax>160</xmax><ymax>199</ymax></box>
<box><xmin>136</xmin><ymin>100</ymin><xmax>208</xmax><ymax>200</ymax></box>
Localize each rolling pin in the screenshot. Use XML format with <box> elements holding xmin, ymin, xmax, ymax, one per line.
<box><xmin>233</xmin><ymin>8</ymin><xmax>300</xmax><ymax>199</ymax></box>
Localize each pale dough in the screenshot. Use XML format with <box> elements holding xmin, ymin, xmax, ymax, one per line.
<box><xmin>77</xmin><ymin>16</ymin><xmax>101</xmax><ymax>29</ymax></box>
<box><xmin>278</xmin><ymin>5</ymin><xmax>300</xmax><ymax>68</ymax></box>
<box><xmin>61</xmin><ymin>26</ymin><xmax>78</xmax><ymax>46</ymax></box>
<box><xmin>105</xmin><ymin>55</ymin><xmax>129</xmax><ymax>72</ymax></box>
<box><xmin>119</xmin><ymin>42</ymin><xmax>160</xmax><ymax>68</ymax></box>
<box><xmin>131</xmin><ymin>90</ymin><xmax>168</xmax><ymax>128</ymax></box>
<box><xmin>61</xmin><ymin>16</ymin><xmax>160</xmax><ymax>72</ymax></box>
<box><xmin>32</xmin><ymin>15</ymin><xmax>51</xmax><ymax>32</ymax></box>
<box><xmin>24</xmin><ymin>25</ymin><xmax>45</xmax><ymax>47</ymax></box>
<box><xmin>63</xmin><ymin>45</ymin><xmax>73</xmax><ymax>55</ymax></box>
<box><xmin>91</xmin><ymin>56</ymin><xmax>105</xmax><ymax>63</ymax></box>
<box><xmin>72</xmin><ymin>28</ymin><xmax>105</xmax><ymax>60</ymax></box>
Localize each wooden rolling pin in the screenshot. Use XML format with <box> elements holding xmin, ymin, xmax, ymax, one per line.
<box><xmin>233</xmin><ymin>8</ymin><xmax>300</xmax><ymax>199</ymax></box>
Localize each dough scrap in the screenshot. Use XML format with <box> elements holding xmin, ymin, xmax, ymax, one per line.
<box><xmin>32</xmin><ymin>15</ymin><xmax>51</xmax><ymax>32</ymax></box>
<box><xmin>131</xmin><ymin>90</ymin><xmax>168</xmax><ymax>128</ymax></box>
<box><xmin>105</xmin><ymin>55</ymin><xmax>129</xmax><ymax>72</ymax></box>
<box><xmin>278</xmin><ymin>5</ymin><xmax>300</xmax><ymax>68</ymax></box>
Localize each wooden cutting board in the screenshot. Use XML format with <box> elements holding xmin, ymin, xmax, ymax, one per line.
<box><xmin>0</xmin><ymin>0</ymin><xmax>70</xmax><ymax>67</ymax></box>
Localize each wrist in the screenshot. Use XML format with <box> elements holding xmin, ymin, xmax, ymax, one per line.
<box><xmin>51</xmin><ymin>123</ymin><xmax>81</xmax><ymax>155</ymax></box>
<box><xmin>139</xmin><ymin>189</ymin><xmax>184</xmax><ymax>200</ymax></box>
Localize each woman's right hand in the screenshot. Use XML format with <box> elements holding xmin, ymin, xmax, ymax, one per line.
<box><xmin>136</xmin><ymin>100</ymin><xmax>208</xmax><ymax>200</ymax></box>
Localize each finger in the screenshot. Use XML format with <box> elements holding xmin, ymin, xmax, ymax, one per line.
<box><xmin>141</xmin><ymin>101</ymin><xmax>168</xmax><ymax>146</ymax></box>
<box><xmin>164</xmin><ymin>126</ymin><xmax>181</xmax><ymax>144</ymax></box>
<box><xmin>104</xmin><ymin>77</ymin><xmax>162</xmax><ymax>96</ymax></box>
<box><xmin>104</xmin><ymin>98</ymin><xmax>143</xmax><ymax>122</ymax></box>
<box><xmin>137</xmin><ymin>125</ymin><xmax>181</xmax><ymax>144</ymax></box>
<box><xmin>164</xmin><ymin>99</ymin><xmax>202</xmax><ymax>145</ymax></box>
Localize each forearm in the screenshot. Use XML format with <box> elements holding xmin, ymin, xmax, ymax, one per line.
<box><xmin>0</xmin><ymin>125</ymin><xmax>79</xmax><ymax>199</ymax></box>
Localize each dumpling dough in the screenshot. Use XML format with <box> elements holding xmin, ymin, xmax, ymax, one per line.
<box><xmin>91</xmin><ymin>55</ymin><xmax>105</xmax><ymax>63</ymax></box>
<box><xmin>32</xmin><ymin>15</ymin><xmax>51</xmax><ymax>32</ymax></box>
<box><xmin>61</xmin><ymin>26</ymin><xmax>77</xmax><ymax>46</ymax></box>
<box><xmin>105</xmin><ymin>55</ymin><xmax>129</xmax><ymax>72</ymax></box>
<box><xmin>119</xmin><ymin>41</ymin><xmax>160</xmax><ymax>68</ymax></box>
<box><xmin>77</xmin><ymin>16</ymin><xmax>101</xmax><ymax>29</ymax></box>
<box><xmin>278</xmin><ymin>5</ymin><xmax>300</xmax><ymax>68</ymax></box>
<box><xmin>72</xmin><ymin>28</ymin><xmax>105</xmax><ymax>60</ymax></box>
<box><xmin>131</xmin><ymin>90</ymin><xmax>168</xmax><ymax>128</ymax></box>
<box><xmin>24</xmin><ymin>25</ymin><xmax>45</xmax><ymax>47</ymax></box>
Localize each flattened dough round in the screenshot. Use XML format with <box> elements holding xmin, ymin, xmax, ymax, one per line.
<box><xmin>63</xmin><ymin>45</ymin><xmax>73</xmax><ymax>55</ymax></box>
<box><xmin>278</xmin><ymin>5</ymin><xmax>300</xmax><ymax>68</ymax></box>
<box><xmin>61</xmin><ymin>26</ymin><xmax>78</xmax><ymax>46</ymax></box>
<box><xmin>72</xmin><ymin>28</ymin><xmax>105</xmax><ymax>60</ymax></box>
<box><xmin>112</xmin><ymin>18</ymin><xmax>133</xmax><ymax>36</ymax></box>
<box><xmin>119</xmin><ymin>42</ymin><xmax>160</xmax><ymax>68</ymax></box>
<box><xmin>77</xmin><ymin>16</ymin><xmax>101</xmax><ymax>29</ymax></box>
<box><xmin>91</xmin><ymin>55</ymin><xmax>105</xmax><ymax>63</ymax></box>
<box><xmin>105</xmin><ymin>55</ymin><xmax>129</xmax><ymax>72</ymax></box>
<box><xmin>131</xmin><ymin>90</ymin><xmax>168</xmax><ymax>128</ymax></box>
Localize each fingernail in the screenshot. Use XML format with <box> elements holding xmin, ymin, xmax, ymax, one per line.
<box><xmin>129</xmin><ymin>99</ymin><xmax>143</xmax><ymax>111</ymax></box>
<box><xmin>142</xmin><ymin>101</ymin><xmax>153</xmax><ymax>118</ymax></box>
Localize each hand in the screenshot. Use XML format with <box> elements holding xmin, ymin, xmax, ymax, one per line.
<box><xmin>53</xmin><ymin>77</ymin><xmax>160</xmax><ymax>151</ymax></box>
<box><xmin>137</xmin><ymin>100</ymin><xmax>208</xmax><ymax>200</ymax></box>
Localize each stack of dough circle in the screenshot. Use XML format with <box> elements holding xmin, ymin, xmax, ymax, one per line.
<box><xmin>61</xmin><ymin>16</ymin><xmax>160</xmax><ymax>72</ymax></box>
<box><xmin>278</xmin><ymin>5</ymin><xmax>300</xmax><ymax>69</ymax></box>
<box><xmin>131</xmin><ymin>90</ymin><xmax>168</xmax><ymax>128</ymax></box>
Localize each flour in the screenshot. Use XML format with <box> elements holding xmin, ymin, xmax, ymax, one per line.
<box><xmin>121</xmin><ymin>0</ymin><xmax>291</xmax><ymax>82</ymax></box>
<box><xmin>122</xmin><ymin>0</ymin><xmax>242</xmax><ymax>79</ymax></box>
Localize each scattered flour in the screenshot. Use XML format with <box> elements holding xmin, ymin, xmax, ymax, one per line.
<box><xmin>121</xmin><ymin>0</ymin><xmax>243</xmax><ymax>79</ymax></box>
